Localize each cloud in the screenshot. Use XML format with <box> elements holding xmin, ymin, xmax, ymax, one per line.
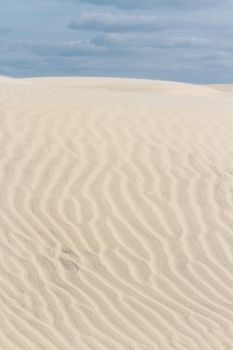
<box><xmin>68</xmin><ymin>13</ymin><xmax>166</xmax><ymax>32</ymax></box>
<box><xmin>11</xmin><ymin>34</ymin><xmax>208</xmax><ymax>63</ymax></box>
<box><xmin>1</xmin><ymin>0</ymin><xmax>233</xmax><ymax>83</ymax></box>
<box><xmin>67</xmin><ymin>11</ymin><xmax>231</xmax><ymax>36</ymax></box>
<box><xmin>92</xmin><ymin>33</ymin><xmax>209</xmax><ymax>49</ymax></box>
<box><xmin>183</xmin><ymin>50</ymin><xmax>233</xmax><ymax>63</ymax></box>
<box><xmin>0</xmin><ymin>36</ymin><xmax>232</xmax><ymax>83</ymax></box>
<box><xmin>72</xmin><ymin>0</ymin><xmax>228</xmax><ymax>10</ymax></box>
<box><xmin>0</xmin><ymin>27</ymin><xmax>11</xmax><ymax>37</ymax></box>
<box><xmin>4</xmin><ymin>40</ymin><xmax>107</xmax><ymax>57</ymax></box>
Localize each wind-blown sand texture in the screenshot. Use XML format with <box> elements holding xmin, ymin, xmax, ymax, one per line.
<box><xmin>1</xmin><ymin>77</ymin><xmax>233</xmax><ymax>350</ymax></box>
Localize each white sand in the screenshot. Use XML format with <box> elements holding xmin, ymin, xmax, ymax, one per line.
<box><xmin>0</xmin><ymin>76</ymin><xmax>233</xmax><ymax>350</ymax></box>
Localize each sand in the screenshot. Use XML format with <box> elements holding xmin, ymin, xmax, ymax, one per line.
<box><xmin>0</xmin><ymin>76</ymin><xmax>233</xmax><ymax>350</ymax></box>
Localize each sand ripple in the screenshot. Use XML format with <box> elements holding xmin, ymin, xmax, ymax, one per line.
<box><xmin>0</xmin><ymin>77</ymin><xmax>233</xmax><ymax>349</ymax></box>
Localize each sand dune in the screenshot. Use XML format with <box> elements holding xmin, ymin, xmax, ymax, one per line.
<box><xmin>1</xmin><ymin>77</ymin><xmax>233</xmax><ymax>349</ymax></box>
<box><xmin>207</xmin><ymin>84</ymin><xmax>233</xmax><ymax>94</ymax></box>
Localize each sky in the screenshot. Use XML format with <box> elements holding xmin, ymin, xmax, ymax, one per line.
<box><xmin>0</xmin><ymin>0</ymin><xmax>233</xmax><ymax>83</ymax></box>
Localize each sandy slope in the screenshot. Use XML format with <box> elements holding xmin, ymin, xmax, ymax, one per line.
<box><xmin>0</xmin><ymin>77</ymin><xmax>233</xmax><ymax>350</ymax></box>
<box><xmin>207</xmin><ymin>84</ymin><xmax>233</xmax><ymax>94</ymax></box>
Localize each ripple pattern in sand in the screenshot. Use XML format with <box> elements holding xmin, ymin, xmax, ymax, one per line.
<box><xmin>1</xmin><ymin>77</ymin><xmax>233</xmax><ymax>350</ymax></box>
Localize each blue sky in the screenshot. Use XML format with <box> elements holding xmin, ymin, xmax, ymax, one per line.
<box><xmin>0</xmin><ymin>0</ymin><xmax>233</xmax><ymax>83</ymax></box>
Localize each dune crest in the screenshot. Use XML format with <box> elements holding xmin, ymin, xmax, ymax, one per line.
<box><xmin>0</xmin><ymin>77</ymin><xmax>233</xmax><ymax>350</ymax></box>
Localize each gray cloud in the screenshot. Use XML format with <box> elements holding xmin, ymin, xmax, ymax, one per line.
<box><xmin>7</xmin><ymin>40</ymin><xmax>107</xmax><ymax>57</ymax></box>
<box><xmin>0</xmin><ymin>27</ymin><xmax>11</xmax><ymax>36</ymax></box>
<box><xmin>73</xmin><ymin>0</ymin><xmax>229</xmax><ymax>10</ymax></box>
<box><xmin>7</xmin><ymin>33</ymin><xmax>208</xmax><ymax>64</ymax></box>
<box><xmin>68</xmin><ymin>13</ymin><xmax>166</xmax><ymax>32</ymax></box>
<box><xmin>67</xmin><ymin>11</ymin><xmax>232</xmax><ymax>36</ymax></box>
<box><xmin>0</xmin><ymin>0</ymin><xmax>233</xmax><ymax>83</ymax></box>
<box><xmin>183</xmin><ymin>50</ymin><xmax>233</xmax><ymax>63</ymax></box>
<box><xmin>92</xmin><ymin>33</ymin><xmax>209</xmax><ymax>49</ymax></box>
